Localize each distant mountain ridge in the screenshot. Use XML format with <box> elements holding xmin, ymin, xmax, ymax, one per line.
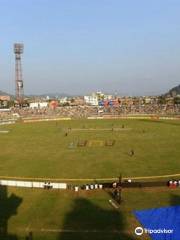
<box><xmin>0</xmin><ymin>90</ymin><xmax>75</xmax><ymax>98</ymax></box>
<box><xmin>27</xmin><ymin>93</ymin><xmax>73</xmax><ymax>98</ymax></box>
<box><xmin>0</xmin><ymin>90</ymin><xmax>11</xmax><ymax>96</ymax></box>
<box><xmin>166</xmin><ymin>84</ymin><xmax>180</xmax><ymax>97</ymax></box>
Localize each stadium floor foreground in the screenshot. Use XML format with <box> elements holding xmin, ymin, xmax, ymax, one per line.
<box><xmin>0</xmin><ymin>119</ymin><xmax>180</xmax><ymax>239</ymax></box>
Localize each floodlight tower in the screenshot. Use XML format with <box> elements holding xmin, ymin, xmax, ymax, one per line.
<box><xmin>14</xmin><ymin>43</ymin><xmax>24</xmax><ymax>103</ymax></box>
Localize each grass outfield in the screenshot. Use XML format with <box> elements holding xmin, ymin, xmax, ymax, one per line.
<box><xmin>0</xmin><ymin>119</ymin><xmax>180</xmax><ymax>239</ymax></box>
<box><xmin>2</xmin><ymin>187</ymin><xmax>180</xmax><ymax>240</ymax></box>
<box><xmin>0</xmin><ymin>119</ymin><xmax>180</xmax><ymax>179</ymax></box>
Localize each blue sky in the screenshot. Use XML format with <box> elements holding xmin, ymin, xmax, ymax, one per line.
<box><xmin>0</xmin><ymin>0</ymin><xmax>180</xmax><ymax>95</ymax></box>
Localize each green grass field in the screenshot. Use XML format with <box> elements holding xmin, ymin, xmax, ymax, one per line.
<box><xmin>0</xmin><ymin>119</ymin><xmax>180</xmax><ymax>179</ymax></box>
<box><xmin>0</xmin><ymin>119</ymin><xmax>180</xmax><ymax>239</ymax></box>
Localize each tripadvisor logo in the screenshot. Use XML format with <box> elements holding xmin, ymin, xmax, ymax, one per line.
<box><xmin>135</xmin><ymin>226</ymin><xmax>173</xmax><ymax>236</ymax></box>
<box><xmin>135</xmin><ymin>227</ymin><xmax>144</xmax><ymax>236</ymax></box>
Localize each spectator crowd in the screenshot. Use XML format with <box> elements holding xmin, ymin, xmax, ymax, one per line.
<box><xmin>0</xmin><ymin>104</ymin><xmax>180</xmax><ymax>120</ymax></box>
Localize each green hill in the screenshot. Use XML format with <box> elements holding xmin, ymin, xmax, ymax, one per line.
<box><xmin>166</xmin><ymin>84</ymin><xmax>180</xmax><ymax>97</ymax></box>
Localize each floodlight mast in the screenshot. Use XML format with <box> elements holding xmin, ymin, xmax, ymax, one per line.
<box><xmin>14</xmin><ymin>43</ymin><xmax>24</xmax><ymax>104</ymax></box>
